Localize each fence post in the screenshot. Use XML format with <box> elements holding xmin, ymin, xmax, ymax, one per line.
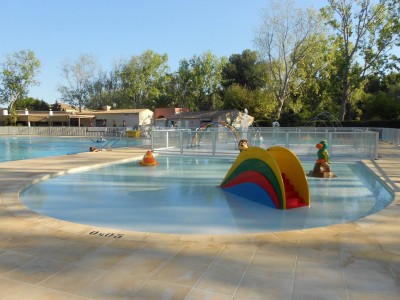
<box><xmin>212</xmin><ymin>131</ymin><xmax>216</xmax><ymax>155</ymax></box>
<box><xmin>151</xmin><ymin>129</ymin><xmax>154</xmax><ymax>151</ymax></box>
<box><xmin>180</xmin><ymin>130</ymin><xmax>183</xmax><ymax>154</ymax></box>
<box><xmin>374</xmin><ymin>132</ymin><xmax>379</xmax><ymax>160</ymax></box>
<box><xmin>285</xmin><ymin>132</ymin><xmax>289</xmax><ymax>148</ymax></box>
<box><xmin>328</xmin><ymin>132</ymin><xmax>333</xmax><ymax>156</ymax></box>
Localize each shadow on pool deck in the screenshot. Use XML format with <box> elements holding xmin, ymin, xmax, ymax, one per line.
<box><xmin>0</xmin><ymin>144</ymin><xmax>399</xmax><ymax>299</ymax></box>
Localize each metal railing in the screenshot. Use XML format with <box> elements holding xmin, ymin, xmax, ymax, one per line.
<box><xmin>0</xmin><ymin>125</ymin><xmax>385</xmax><ymax>159</ymax></box>
<box><xmin>151</xmin><ymin>127</ymin><xmax>379</xmax><ymax>159</ymax></box>
<box><xmin>0</xmin><ymin>126</ymin><xmax>128</xmax><ymax>138</ymax></box>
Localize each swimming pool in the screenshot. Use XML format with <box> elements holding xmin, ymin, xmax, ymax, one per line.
<box><xmin>0</xmin><ymin>136</ymin><xmax>149</xmax><ymax>162</ymax></box>
<box><xmin>20</xmin><ymin>156</ymin><xmax>393</xmax><ymax>234</ymax></box>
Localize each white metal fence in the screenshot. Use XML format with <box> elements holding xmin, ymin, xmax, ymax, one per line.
<box><xmin>151</xmin><ymin>127</ymin><xmax>379</xmax><ymax>159</ymax></box>
<box><xmin>0</xmin><ymin>126</ymin><xmax>128</xmax><ymax>138</ymax></box>
<box><xmin>0</xmin><ymin>125</ymin><xmax>389</xmax><ymax>159</ymax></box>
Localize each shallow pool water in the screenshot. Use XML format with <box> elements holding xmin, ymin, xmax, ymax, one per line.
<box><xmin>20</xmin><ymin>156</ymin><xmax>393</xmax><ymax>234</ymax></box>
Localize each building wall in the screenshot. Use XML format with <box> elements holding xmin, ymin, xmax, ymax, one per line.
<box><xmin>93</xmin><ymin>109</ymin><xmax>153</xmax><ymax>128</ymax></box>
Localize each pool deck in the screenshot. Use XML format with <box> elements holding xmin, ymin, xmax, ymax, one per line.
<box><xmin>0</xmin><ymin>144</ymin><xmax>399</xmax><ymax>299</ymax></box>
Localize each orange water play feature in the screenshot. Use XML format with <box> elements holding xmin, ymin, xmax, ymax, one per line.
<box><xmin>139</xmin><ymin>150</ymin><xmax>159</xmax><ymax>166</ymax></box>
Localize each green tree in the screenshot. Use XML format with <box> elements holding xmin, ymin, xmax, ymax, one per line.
<box><xmin>223</xmin><ymin>84</ymin><xmax>277</xmax><ymax>121</ymax></box>
<box><xmin>58</xmin><ymin>54</ymin><xmax>98</xmax><ymax>112</ymax></box>
<box><xmin>177</xmin><ymin>51</ymin><xmax>226</xmax><ymax>111</ymax></box>
<box><xmin>120</xmin><ymin>50</ymin><xmax>169</xmax><ymax>108</ymax></box>
<box><xmin>14</xmin><ymin>97</ymin><xmax>49</xmax><ymax>111</ymax></box>
<box><xmin>321</xmin><ymin>0</ymin><xmax>399</xmax><ymax>120</ymax></box>
<box><xmin>222</xmin><ymin>49</ymin><xmax>267</xmax><ymax>90</ymax></box>
<box><xmin>0</xmin><ymin>50</ymin><xmax>41</xmax><ymax>110</ymax></box>
<box><xmin>254</xmin><ymin>0</ymin><xmax>323</xmax><ymax>119</ymax></box>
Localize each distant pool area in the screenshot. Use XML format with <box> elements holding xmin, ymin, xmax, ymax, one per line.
<box><xmin>0</xmin><ymin>136</ymin><xmax>149</xmax><ymax>162</ymax></box>
<box><xmin>21</xmin><ymin>156</ymin><xmax>393</xmax><ymax>234</ymax></box>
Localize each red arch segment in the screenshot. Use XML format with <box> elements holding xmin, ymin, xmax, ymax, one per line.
<box><xmin>221</xmin><ymin>170</ymin><xmax>281</xmax><ymax>209</ymax></box>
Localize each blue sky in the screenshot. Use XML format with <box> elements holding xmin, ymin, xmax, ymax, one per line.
<box><xmin>0</xmin><ymin>0</ymin><xmax>326</xmax><ymax>103</ymax></box>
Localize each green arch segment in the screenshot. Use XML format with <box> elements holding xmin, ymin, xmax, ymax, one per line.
<box><xmin>221</xmin><ymin>158</ymin><xmax>283</xmax><ymax>205</ymax></box>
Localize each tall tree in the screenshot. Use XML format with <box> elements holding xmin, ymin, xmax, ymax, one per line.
<box><xmin>178</xmin><ymin>51</ymin><xmax>226</xmax><ymax>111</ymax></box>
<box><xmin>321</xmin><ymin>0</ymin><xmax>399</xmax><ymax>120</ymax></box>
<box><xmin>222</xmin><ymin>49</ymin><xmax>267</xmax><ymax>90</ymax></box>
<box><xmin>58</xmin><ymin>54</ymin><xmax>98</xmax><ymax>112</ymax></box>
<box><xmin>0</xmin><ymin>50</ymin><xmax>41</xmax><ymax>110</ymax></box>
<box><xmin>254</xmin><ymin>0</ymin><xmax>323</xmax><ymax>119</ymax></box>
<box><xmin>120</xmin><ymin>50</ymin><xmax>169</xmax><ymax>108</ymax></box>
<box><xmin>15</xmin><ymin>97</ymin><xmax>49</xmax><ymax>111</ymax></box>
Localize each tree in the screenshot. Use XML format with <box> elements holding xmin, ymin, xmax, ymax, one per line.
<box><xmin>120</xmin><ymin>50</ymin><xmax>169</xmax><ymax>108</ymax></box>
<box><xmin>321</xmin><ymin>0</ymin><xmax>399</xmax><ymax>120</ymax></box>
<box><xmin>0</xmin><ymin>50</ymin><xmax>41</xmax><ymax>110</ymax></box>
<box><xmin>254</xmin><ymin>0</ymin><xmax>323</xmax><ymax>119</ymax></box>
<box><xmin>222</xmin><ymin>49</ymin><xmax>267</xmax><ymax>90</ymax></box>
<box><xmin>223</xmin><ymin>84</ymin><xmax>277</xmax><ymax>121</ymax></box>
<box><xmin>58</xmin><ymin>54</ymin><xmax>98</xmax><ymax>112</ymax></box>
<box><xmin>14</xmin><ymin>97</ymin><xmax>49</xmax><ymax>111</ymax></box>
<box><xmin>177</xmin><ymin>51</ymin><xmax>226</xmax><ymax>111</ymax></box>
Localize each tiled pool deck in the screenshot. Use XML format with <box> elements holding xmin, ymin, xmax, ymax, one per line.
<box><xmin>0</xmin><ymin>143</ymin><xmax>399</xmax><ymax>299</ymax></box>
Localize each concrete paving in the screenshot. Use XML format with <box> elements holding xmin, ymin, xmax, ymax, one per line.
<box><xmin>0</xmin><ymin>144</ymin><xmax>399</xmax><ymax>299</ymax></box>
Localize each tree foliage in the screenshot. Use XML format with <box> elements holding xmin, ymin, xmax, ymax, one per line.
<box><xmin>254</xmin><ymin>0</ymin><xmax>323</xmax><ymax>119</ymax></box>
<box><xmin>14</xmin><ymin>97</ymin><xmax>49</xmax><ymax>111</ymax></box>
<box><xmin>177</xmin><ymin>51</ymin><xmax>226</xmax><ymax>111</ymax></box>
<box><xmin>0</xmin><ymin>49</ymin><xmax>41</xmax><ymax>110</ymax></box>
<box><xmin>222</xmin><ymin>49</ymin><xmax>267</xmax><ymax>90</ymax></box>
<box><xmin>58</xmin><ymin>54</ymin><xmax>98</xmax><ymax>112</ymax></box>
<box><xmin>321</xmin><ymin>0</ymin><xmax>399</xmax><ymax>120</ymax></box>
<box><xmin>120</xmin><ymin>50</ymin><xmax>169</xmax><ymax>108</ymax></box>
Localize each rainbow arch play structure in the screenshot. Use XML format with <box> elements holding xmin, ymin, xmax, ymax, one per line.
<box><xmin>189</xmin><ymin>121</ymin><xmax>240</xmax><ymax>147</ymax></box>
<box><xmin>220</xmin><ymin>146</ymin><xmax>310</xmax><ymax>209</ymax></box>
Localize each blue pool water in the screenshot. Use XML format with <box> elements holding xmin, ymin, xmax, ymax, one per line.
<box><xmin>0</xmin><ymin>136</ymin><xmax>149</xmax><ymax>162</ymax></box>
<box><xmin>20</xmin><ymin>156</ymin><xmax>393</xmax><ymax>234</ymax></box>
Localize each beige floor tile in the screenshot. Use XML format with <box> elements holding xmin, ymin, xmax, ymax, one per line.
<box><xmin>292</xmin><ymin>280</ymin><xmax>347</xmax><ymax>300</ymax></box>
<box><xmin>76</xmin><ymin>245</ymin><xmax>131</xmax><ymax>270</ymax></box>
<box><xmin>132</xmin><ymin>279</ymin><xmax>192</xmax><ymax>300</ymax></box>
<box><xmin>212</xmin><ymin>244</ymin><xmax>255</xmax><ymax>271</ymax></box>
<box><xmin>274</xmin><ymin>230</ymin><xmax>311</xmax><ymax>241</ymax></box>
<box><xmin>196</xmin><ymin>264</ymin><xmax>244</xmax><ymax>295</ymax></box>
<box><xmin>256</xmin><ymin>240</ymin><xmax>299</xmax><ymax>258</ymax></box>
<box><xmin>78</xmin><ymin>270</ymin><xmax>147</xmax><ymax>299</ymax></box>
<box><xmin>19</xmin><ymin>236</ymin><xmax>97</xmax><ymax>263</ymax></box>
<box><xmin>150</xmin><ymin>260</ymin><xmax>209</xmax><ymax>287</ymax></box>
<box><xmin>186</xmin><ymin>288</ymin><xmax>233</xmax><ymax>300</ymax></box>
<box><xmin>294</xmin><ymin>260</ymin><xmax>346</xmax><ymax>289</ymax></box>
<box><xmin>247</xmin><ymin>253</ymin><xmax>296</xmax><ymax>279</ymax></box>
<box><xmin>338</xmin><ymin>235</ymin><xmax>381</xmax><ymax>252</ymax></box>
<box><xmin>172</xmin><ymin>243</ymin><xmax>224</xmax><ymax>266</ymax></box>
<box><xmin>341</xmin><ymin>249</ymin><xmax>391</xmax><ymax>271</ymax></box>
<box><xmin>179</xmin><ymin>234</ymin><xmax>213</xmax><ymax>243</ymax></box>
<box><xmin>39</xmin><ymin>264</ymin><xmax>106</xmax><ymax>294</ymax></box>
<box><xmin>106</xmin><ymin>237</ymin><xmax>147</xmax><ymax>251</ymax></box>
<box><xmin>2</xmin><ymin>257</ymin><xmax>66</xmax><ymax>285</ymax></box>
<box><xmin>298</xmin><ymin>243</ymin><xmax>342</xmax><ymax>266</ymax></box>
<box><xmin>344</xmin><ymin>266</ymin><xmax>400</xmax><ymax>296</ymax></box>
<box><xmin>133</xmin><ymin>241</ymin><xmax>184</xmax><ymax>258</ymax></box>
<box><xmin>0</xmin><ymin>277</ymin><xmax>31</xmax><ymax>299</ymax></box>
<box><xmin>10</xmin><ymin>284</ymin><xmax>86</xmax><ymax>300</ymax></box>
<box><xmin>348</xmin><ymin>289</ymin><xmax>400</xmax><ymax>300</ymax></box>
<box><xmin>0</xmin><ymin>250</ymin><xmax>35</xmax><ymax>275</ymax></box>
<box><xmin>235</xmin><ymin>272</ymin><xmax>293</xmax><ymax>300</ymax></box>
<box><xmin>110</xmin><ymin>252</ymin><xmax>171</xmax><ymax>277</ymax></box>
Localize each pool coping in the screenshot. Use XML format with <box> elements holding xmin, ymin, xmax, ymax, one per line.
<box><xmin>1</xmin><ymin>145</ymin><xmax>399</xmax><ymax>244</ymax></box>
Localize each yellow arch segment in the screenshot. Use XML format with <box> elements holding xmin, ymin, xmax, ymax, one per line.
<box><xmin>267</xmin><ymin>146</ymin><xmax>310</xmax><ymax>206</ymax></box>
<box><xmin>221</xmin><ymin>146</ymin><xmax>285</xmax><ymax>203</ymax></box>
